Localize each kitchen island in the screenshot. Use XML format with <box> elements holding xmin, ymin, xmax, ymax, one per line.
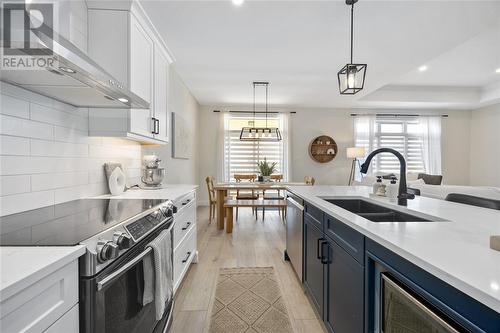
<box><xmin>286</xmin><ymin>185</ymin><xmax>500</xmax><ymax>333</ymax></box>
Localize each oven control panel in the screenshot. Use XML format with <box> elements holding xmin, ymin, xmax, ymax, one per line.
<box><xmin>125</xmin><ymin>204</ymin><xmax>173</xmax><ymax>241</ymax></box>
<box><xmin>81</xmin><ymin>201</ymin><xmax>173</xmax><ymax>276</ymax></box>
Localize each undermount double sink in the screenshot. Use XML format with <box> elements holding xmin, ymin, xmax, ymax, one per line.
<box><xmin>323</xmin><ymin>198</ymin><xmax>443</xmax><ymax>223</ymax></box>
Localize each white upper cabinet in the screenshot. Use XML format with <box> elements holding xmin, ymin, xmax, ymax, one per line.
<box><xmin>129</xmin><ymin>15</ymin><xmax>153</xmax><ymax>104</ymax></box>
<box><xmin>53</xmin><ymin>0</ymin><xmax>88</xmax><ymax>53</ymax></box>
<box><xmin>87</xmin><ymin>10</ymin><xmax>128</xmax><ymax>86</ymax></box>
<box><xmin>129</xmin><ymin>14</ymin><xmax>154</xmax><ymax>138</ymax></box>
<box><xmin>154</xmin><ymin>47</ymin><xmax>170</xmax><ymax>142</ymax></box>
<box><xmin>87</xmin><ymin>1</ymin><xmax>173</xmax><ymax>144</ymax></box>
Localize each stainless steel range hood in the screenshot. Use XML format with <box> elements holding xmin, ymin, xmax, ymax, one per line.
<box><xmin>0</xmin><ymin>21</ymin><xmax>149</xmax><ymax>109</ymax></box>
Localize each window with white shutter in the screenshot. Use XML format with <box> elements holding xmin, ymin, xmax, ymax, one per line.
<box><xmin>224</xmin><ymin>114</ymin><xmax>285</xmax><ymax>181</ymax></box>
<box><xmin>354</xmin><ymin>116</ymin><xmax>441</xmax><ymax>175</ymax></box>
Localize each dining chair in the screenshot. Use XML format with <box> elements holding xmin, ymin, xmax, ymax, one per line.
<box><xmin>304</xmin><ymin>176</ymin><xmax>316</xmax><ymax>185</ymax></box>
<box><xmin>234</xmin><ymin>174</ymin><xmax>259</xmax><ymax>219</ymax></box>
<box><xmin>263</xmin><ymin>174</ymin><xmax>285</xmax><ymax>219</ymax></box>
<box><xmin>205</xmin><ymin>176</ymin><xmax>217</xmax><ymax>223</ymax></box>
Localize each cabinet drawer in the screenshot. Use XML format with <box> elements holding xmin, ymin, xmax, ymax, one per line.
<box><xmin>44</xmin><ymin>304</ymin><xmax>79</xmax><ymax>333</ymax></box>
<box><xmin>175</xmin><ymin>191</ymin><xmax>196</xmax><ymax>210</ymax></box>
<box><xmin>173</xmin><ymin>201</ymin><xmax>196</xmax><ymax>250</ymax></box>
<box><xmin>304</xmin><ymin>202</ymin><xmax>323</xmax><ymax>230</ymax></box>
<box><xmin>1</xmin><ymin>261</ymin><xmax>78</xmax><ymax>333</ymax></box>
<box><xmin>173</xmin><ymin>226</ymin><xmax>197</xmax><ymax>291</ymax></box>
<box><xmin>325</xmin><ymin>215</ymin><xmax>364</xmax><ymax>264</ymax></box>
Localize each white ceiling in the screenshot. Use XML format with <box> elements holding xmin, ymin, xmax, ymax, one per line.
<box><xmin>394</xmin><ymin>23</ymin><xmax>500</xmax><ymax>88</ymax></box>
<box><xmin>141</xmin><ymin>0</ymin><xmax>500</xmax><ymax>110</ymax></box>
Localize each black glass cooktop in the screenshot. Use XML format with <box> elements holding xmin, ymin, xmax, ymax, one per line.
<box><xmin>0</xmin><ymin>198</ymin><xmax>167</xmax><ymax>246</ymax></box>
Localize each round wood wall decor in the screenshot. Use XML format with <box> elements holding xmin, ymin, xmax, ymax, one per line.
<box><xmin>309</xmin><ymin>135</ymin><xmax>338</xmax><ymax>163</ymax></box>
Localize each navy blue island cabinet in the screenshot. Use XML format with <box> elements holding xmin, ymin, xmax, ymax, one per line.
<box><xmin>302</xmin><ymin>202</ymin><xmax>365</xmax><ymax>333</ymax></box>
<box><xmin>300</xmin><ymin>201</ymin><xmax>500</xmax><ymax>333</ymax></box>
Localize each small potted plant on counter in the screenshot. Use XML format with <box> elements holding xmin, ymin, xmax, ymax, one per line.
<box><xmin>257</xmin><ymin>158</ymin><xmax>277</xmax><ymax>182</ymax></box>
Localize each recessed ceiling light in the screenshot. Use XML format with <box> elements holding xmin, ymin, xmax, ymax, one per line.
<box><xmin>118</xmin><ymin>97</ymin><xmax>129</xmax><ymax>103</ymax></box>
<box><xmin>59</xmin><ymin>66</ymin><xmax>76</xmax><ymax>74</ymax></box>
<box><xmin>495</xmin><ymin>68</ymin><xmax>500</xmax><ymax>73</ymax></box>
<box><xmin>232</xmin><ymin>0</ymin><xmax>244</xmax><ymax>6</ymax></box>
<box><xmin>418</xmin><ymin>65</ymin><xmax>428</xmax><ymax>72</ymax></box>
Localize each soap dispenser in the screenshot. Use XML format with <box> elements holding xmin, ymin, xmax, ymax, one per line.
<box><xmin>386</xmin><ymin>176</ymin><xmax>398</xmax><ymax>201</ymax></box>
<box><xmin>373</xmin><ymin>176</ymin><xmax>383</xmax><ymax>195</ymax></box>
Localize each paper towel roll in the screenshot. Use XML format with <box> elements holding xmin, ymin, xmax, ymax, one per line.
<box><xmin>109</xmin><ymin>167</ymin><xmax>126</xmax><ymax>196</ymax></box>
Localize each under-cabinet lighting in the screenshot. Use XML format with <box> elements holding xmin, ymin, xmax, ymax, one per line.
<box><xmin>495</xmin><ymin>68</ymin><xmax>500</xmax><ymax>73</ymax></box>
<box><xmin>59</xmin><ymin>67</ymin><xmax>76</xmax><ymax>74</ymax></box>
<box><xmin>418</xmin><ymin>65</ymin><xmax>428</xmax><ymax>72</ymax></box>
<box><xmin>232</xmin><ymin>0</ymin><xmax>244</xmax><ymax>6</ymax></box>
<box><xmin>118</xmin><ymin>97</ymin><xmax>129</xmax><ymax>103</ymax></box>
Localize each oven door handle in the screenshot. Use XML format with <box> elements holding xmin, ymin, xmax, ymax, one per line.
<box><xmin>97</xmin><ymin>223</ymin><xmax>174</xmax><ymax>291</ymax></box>
<box><xmin>97</xmin><ymin>247</ymin><xmax>152</xmax><ymax>291</ymax></box>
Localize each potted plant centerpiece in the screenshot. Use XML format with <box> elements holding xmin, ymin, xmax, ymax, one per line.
<box><xmin>257</xmin><ymin>158</ymin><xmax>277</xmax><ymax>182</ymax></box>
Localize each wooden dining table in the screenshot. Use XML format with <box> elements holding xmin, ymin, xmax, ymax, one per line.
<box><xmin>213</xmin><ymin>182</ymin><xmax>310</xmax><ymax>230</ymax></box>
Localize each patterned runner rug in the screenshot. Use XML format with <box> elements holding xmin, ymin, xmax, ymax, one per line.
<box><xmin>209</xmin><ymin>267</ymin><xmax>293</xmax><ymax>333</ymax></box>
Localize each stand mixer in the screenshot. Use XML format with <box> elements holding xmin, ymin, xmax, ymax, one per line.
<box><xmin>140</xmin><ymin>155</ymin><xmax>165</xmax><ymax>189</ymax></box>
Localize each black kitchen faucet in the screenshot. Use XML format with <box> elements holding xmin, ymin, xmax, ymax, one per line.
<box><xmin>360</xmin><ymin>148</ymin><xmax>415</xmax><ymax>206</ymax></box>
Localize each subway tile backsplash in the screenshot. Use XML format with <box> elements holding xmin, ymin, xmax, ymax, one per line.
<box><xmin>0</xmin><ymin>82</ymin><xmax>142</xmax><ymax>216</ymax></box>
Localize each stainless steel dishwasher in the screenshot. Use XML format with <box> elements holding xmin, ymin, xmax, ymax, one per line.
<box><xmin>285</xmin><ymin>193</ymin><xmax>304</xmax><ymax>281</ymax></box>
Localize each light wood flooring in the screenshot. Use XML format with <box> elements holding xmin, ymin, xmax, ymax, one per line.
<box><xmin>171</xmin><ymin>206</ymin><xmax>325</xmax><ymax>333</ymax></box>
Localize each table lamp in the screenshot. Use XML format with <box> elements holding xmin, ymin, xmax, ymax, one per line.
<box><xmin>347</xmin><ymin>147</ymin><xmax>366</xmax><ymax>185</ymax></box>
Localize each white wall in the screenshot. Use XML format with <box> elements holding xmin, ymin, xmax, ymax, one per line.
<box><xmin>197</xmin><ymin>106</ymin><xmax>219</xmax><ymax>205</ymax></box>
<box><xmin>143</xmin><ymin>68</ymin><xmax>200</xmax><ymax>185</ymax></box>
<box><xmin>290</xmin><ymin>108</ymin><xmax>353</xmax><ymax>185</ymax></box>
<box><xmin>469</xmin><ymin>103</ymin><xmax>500</xmax><ymax>187</ymax></box>
<box><xmin>441</xmin><ymin>110</ymin><xmax>471</xmax><ymax>185</ymax></box>
<box><xmin>0</xmin><ymin>82</ymin><xmax>142</xmax><ymax>216</ymax></box>
<box><xmin>196</xmin><ymin>107</ymin><xmax>472</xmax><ymax>204</ymax></box>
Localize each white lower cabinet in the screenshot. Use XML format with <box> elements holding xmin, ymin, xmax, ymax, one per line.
<box><xmin>0</xmin><ymin>261</ymin><xmax>79</xmax><ymax>333</ymax></box>
<box><xmin>44</xmin><ymin>305</ymin><xmax>79</xmax><ymax>333</ymax></box>
<box><xmin>173</xmin><ymin>192</ymin><xmax>198</xmax><ymax>292</ymax></box>
<box><xmin>173</xmin><ymin>227</ymin><xmax>197</xmax><ymax>292</ymax></box>
<box><xmin>173</xmin><ymin>201</ymin><xmax>196</xmax><ymax>250</ymax></box>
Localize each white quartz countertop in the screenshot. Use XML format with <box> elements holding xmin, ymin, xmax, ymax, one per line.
<box><xmin>95</xmin><ymin>184</ymin><xmax>198</xmax><ymax>201</ymax></box>
<box><xmin>286</xmin><ymin>185</ymin><xmax>500</xmax><ymax>313</ymax></box>
<box><xmin>0</xmin><ymin>245</ymin><xmax>85</xmax><ymax>300</ymax></box>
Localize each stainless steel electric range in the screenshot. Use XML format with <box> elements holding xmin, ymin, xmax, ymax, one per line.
<box><xmin>0</xmin><ymin>198</ymin><xmax>175</xmax><ymax>333</ymax></box>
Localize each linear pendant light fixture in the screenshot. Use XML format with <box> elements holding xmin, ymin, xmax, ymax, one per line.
<box><xmin>240</xmin><ymin>82</ymin><xmax>282</xmax><ymax>142</ymax></box>
<box><xmin>337</xmin><ymin>0</ymin><xmax>367</xmax><ymax>95</ymax></box>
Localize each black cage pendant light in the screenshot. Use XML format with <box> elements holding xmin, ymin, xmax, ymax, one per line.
<box><xmin>239</xmin><ymin>82</ymin><xmax>282</xmax><ymax>142</ymax></box>
<box><xmin>337</xmin><ymin>0</ymin><xmax>367</xmax><ymax>95</ymax></box>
